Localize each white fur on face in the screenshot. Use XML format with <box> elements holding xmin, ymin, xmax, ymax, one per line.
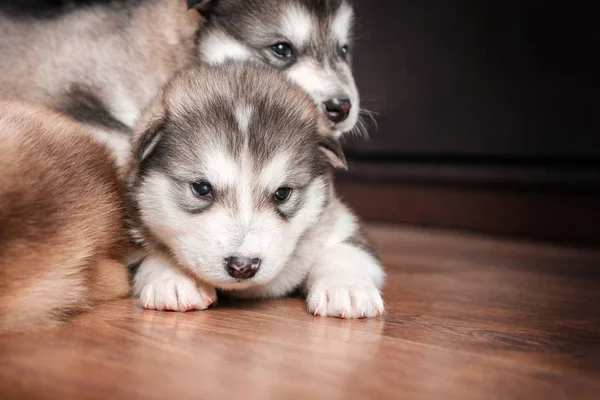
<box><xmin>286</xmin><ymin>60</ymin><xmax>333</xmax><ymax>96</ymax></box>
<box><xmin>200</xmin><ymin>31</ymin><xmax>253</xmax><ymax>65</ymax></box>
<box><xmin>235</xmin><ymin>104</ymin><xmax>253</xmax><ymax>137</ymax></box>
<box><xmin>286</xmin><ymin>59</ymin><xmax>360</xmax><ymax>135</ymax></box>
<box><xmin>279</xmin><ymin>5</ymin><xmax>314</xmax><ymax>48</ymax></box>
<box><xmin>138</xmin><ymin>147</ymin><xmax>328</xmax><ymax>290</ymax></box>
<box><xmin>258</xmin><ymin>151</ymin><xmax>293</xmax><ymax>190</ymax></box>
<box><xmin>331</xmin><ymin>3</ymin><xmax>354</xmax><ymax>45</ymax></box>
<box><xmin>200</xmin><ymin>145</ymin><xmax>240</xmax><ymax>189</ymax></box>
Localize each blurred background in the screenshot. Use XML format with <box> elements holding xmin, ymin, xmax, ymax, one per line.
<box><xmin>3</xmin><ymin>0</ymin><xmax>598</xmax><ymax>247</ymax></box>
<box><xmin>338</xmin><ymin>0</ymin><xmax>599</xmax><ymax>247</ymax></box>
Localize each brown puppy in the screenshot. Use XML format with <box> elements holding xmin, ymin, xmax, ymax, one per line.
<box><xmin>0</xmin><ymin>100</ymin><xmax>130</xmax><ymax>335</ymax></box>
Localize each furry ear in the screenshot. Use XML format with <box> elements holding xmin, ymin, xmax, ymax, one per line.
<box><xmin>319</xmin><ymin>136</ymin><xmax>348</xmax><ymax>170</ymax></box>
<box><xmin>187</xmin><ymin>0</ymin><xmax>216</xmax><ymax>16</ymax></box>
<box><xmin>132</xmin><ymin>86</ymin><xmax>170</xmax><ymax>163</ymax></box>
<box><xmin>136</xmin><ymin>118</ymin><xmax>166</xmax><ymax>162</ymax></box>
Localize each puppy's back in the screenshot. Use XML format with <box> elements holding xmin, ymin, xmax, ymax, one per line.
<box><xmin>0</xmin><ymin>100</ymin><xmax>129</xmax><ymax>334</ymax></box>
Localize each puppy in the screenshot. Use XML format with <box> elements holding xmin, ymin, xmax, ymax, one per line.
<box><xmin>0</xmin><ymin>0</ymin><xmax>363</xmax><ymax>168</ymax></box>
<box><xmin>0</xmin><ymin>100</ymin><xmax>130</xmax><ymax>334</ymax></box>
<box><xmin>126</xmin><ymin>63</ymin><xmax>385</xmax><ymax>318</ymax></box>
<box><xmin>0</xmin><ymin>61</ymin><xmax>383</xmax><ymax>330</ymax></box>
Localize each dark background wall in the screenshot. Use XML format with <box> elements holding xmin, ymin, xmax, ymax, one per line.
<box><xmin>348</xmin><ymin>0</ymin><xmax>598</xmax><ymax>160</ymax></box>
<box><xmin>337</xmin><ymin>1</ymin><xmax>599</xmax><ymax>246</ymax></box>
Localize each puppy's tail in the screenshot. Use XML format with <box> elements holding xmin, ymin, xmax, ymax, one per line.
<box><xmin>0</xmin><ymin>255</ymin><xmax>130</xmax><ymax>335</ymax></box>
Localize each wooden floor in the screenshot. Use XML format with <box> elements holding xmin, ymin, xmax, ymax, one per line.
<box><xmin>1</xmin><ymin>225</ymin><xmax>599</xmax><ymax>400</ymax></box>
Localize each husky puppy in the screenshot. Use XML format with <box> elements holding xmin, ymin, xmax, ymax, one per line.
<box><xmin>0</xmin><ymin>0</ymin><xmax>362</xmax><ymax>167</ymax></box>
<box><xmin>0</xmin><ymin>100</ymin><xmax>130</xmax><ymax>335</ymax></box>
<box><xmin>126</xmin><ymin>63</ymin><xmax>384</xmax><ymax>318</ymax></box>
<box><xmin>194</xmin><ymin>0</ymin><xmax>361</xmax><ymax>135</ymax></box>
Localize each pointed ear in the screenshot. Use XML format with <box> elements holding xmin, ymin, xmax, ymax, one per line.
<box><xmin>319</xmin><ymin>136</ymin><xmax>348</xmax><ymax>170</ymax></box>
<box><xmin>136</xmin><ymin>118</ymin><xmax>166</xmax><ymax>162</ymax></box>
<box><xmin>132</xmin><ymin>91</ymin><xmax>169</xmax><ymax>162</ymax></box>
<box><xmin>187</xmin><ymin>0</ymin><xmax>216</xmax><ymax>16</ymax></box>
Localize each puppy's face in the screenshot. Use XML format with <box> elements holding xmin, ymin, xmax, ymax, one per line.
<box><xmin>129</xmin><ymin>65</ymin><xmax>346</xmax><ymax>289</ymax></box>
<box><xmin>193</xmin><ymin>0</ymin><xmax>360</xmax><ymax>136</ymax></box>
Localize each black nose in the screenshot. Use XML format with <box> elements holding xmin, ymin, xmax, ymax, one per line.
<box><xmin>225</xmin><ymin>256</ymin><xmax>261</xmax><ymax>279</ymax></box>
<box><xmin>323</xmin><ymin>98</ymin><xmax>351</xmax><ymax>123</ymax></box>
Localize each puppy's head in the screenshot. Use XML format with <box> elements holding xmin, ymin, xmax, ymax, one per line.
<box><xmin>127</xmin><ymin>63</ymin><xmax>346</xmax><ymax>290</ymax></box>
<box><xmin>190</xmin><ymin>0</ymin><xmax>360</xmax><ymax>136</ymax></box>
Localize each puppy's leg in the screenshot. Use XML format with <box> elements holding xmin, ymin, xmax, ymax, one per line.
<box><xmin>133</xmin><ymin>253</ymin><xmax>216</xmax><ymax>312</ymax></box>
<box><xmin>305</xmin><ymin>240</ymin><xmax>385</xmax><ymax>319</ymax></box>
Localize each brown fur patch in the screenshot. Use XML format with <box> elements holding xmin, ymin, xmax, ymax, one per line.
<box><xmin>0</xmin><ymin>100</ymin><xmax>130</xmax><ymax>335</ymax></box>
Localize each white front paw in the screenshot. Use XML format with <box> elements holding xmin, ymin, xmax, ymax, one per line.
<box><xmin>306</xmin><ymin>279</ymin><xmax>384</xmax><ymax>319</ymax></box>
<box><xmin>138</xmin><ymin>276</ymin><xmax>216</xmax><ymax>312</ymax></box>
<box><xmin>133</xmin><ymin>256</ymin><xmax>216</xmax><ymax>312</ymax></box>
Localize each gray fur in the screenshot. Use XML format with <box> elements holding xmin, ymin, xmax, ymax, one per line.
<box><xmin>125</xmin><ymin>62</ymin><xmax>338</xmax><ymax>252</ymax></box>
<box><xmin>203</xmin><ymin>0</ymin><xmax>352</xmax><ymax>65</ymax></box>
<box><xmin>55</xmin><ymin>84</ymin><xmax>130</xmax><ymax>133</ymax></box>
<box><xmin>125</xmin><ymin>64</ymin><xmax>385</xmax><ymax>320</ymax></box>
<box><xmin>344</xmin><ymin>224</ymin><xmax>380</xmax><ymax>262</ymax></box>
<box><xmin>0</xmin><ymin>0</ymin><xmax>360</xmax><ymax>156</ymax></box>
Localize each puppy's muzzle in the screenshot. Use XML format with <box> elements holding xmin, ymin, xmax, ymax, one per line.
<box><xmin>323</xmin><ymin>98</ymin><xmax>351</xmax><ymax>123</ymax></box>
<box><xmin>225</xmin><ymin>256</ymin><xmax>261</xmax><ymax>279</ymax></box>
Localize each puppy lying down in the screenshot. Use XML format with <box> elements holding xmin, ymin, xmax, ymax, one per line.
<box><xmin>127</xmin><ymin>63</ymin><xmax>385</xmax><ymax>318</ymax></box>
<box><xmin>0</xmin><ymin>63</ymin><xmax>384</xmax><ymax>334</ymax></box>
<box><xmin>0</xmin><ymin>99</ymin><xmax>130</xmax><ymax>335</ymax></box>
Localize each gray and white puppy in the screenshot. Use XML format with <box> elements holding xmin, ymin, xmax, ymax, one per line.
<box><xmin>126</xmin><ymin>63</ymin><xmax>384</xmax><ymax>318</ymax></box>
<box><xmin>0</xmin><ymin>0</ymin><xmax>362</xmax><ymax>168</ymax></box>
<box><xmin>196</xmin><ymin>0</ymin><xmax>361</xmax><ymax>135</ymax></box>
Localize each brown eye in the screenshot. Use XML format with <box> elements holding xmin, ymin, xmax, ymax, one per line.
<box><xmin>274</xmin><ymin>186</ymin><xmax>292</xmax><ymax>202</ymax></box>
<box><xmin>191</xmin><ymin>180</ymin><xmax>212</xmax><ymax>197</ymax></box>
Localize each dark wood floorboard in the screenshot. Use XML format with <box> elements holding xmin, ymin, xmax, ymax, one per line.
<box><xmin>1</xmin><ymin>224</ymin><xmax>599</xmax><ymax>400</ymax></box>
